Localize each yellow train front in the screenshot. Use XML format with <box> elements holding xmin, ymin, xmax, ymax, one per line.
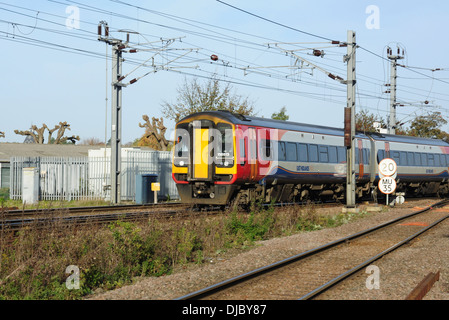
<box><xmin>172</xmin><ymin>111</ymin><xmax>242</xmax><ymax>205</ymax></box>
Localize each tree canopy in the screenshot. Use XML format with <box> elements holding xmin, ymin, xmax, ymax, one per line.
<box><xmin>271</xmin><ymin>106</ymin><xmax>289</xmax><ymax>121</ymax></box>
<box><xmin>355</xmin><ymin>109</ymin><xmax>449</xmax><ymax>141</ymax></box>
<box><xmin>161</xmin><ymin>77</ymin><xmax>255</xmax><ymax>122</ymax></box>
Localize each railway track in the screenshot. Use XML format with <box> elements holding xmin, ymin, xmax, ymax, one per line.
<box><xmin>0</xmin><ymin>202</ymin><xmax>203</xmax><ymax>230</ymax></box>
<box><xmin>176</xmin><ymin>199</ymin><xmax>449</xmax><ymax>300</ymax></box>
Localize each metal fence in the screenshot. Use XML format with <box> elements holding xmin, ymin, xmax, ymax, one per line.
<box><xmin>10</xmin><ymin>150</ymin><xmax>178</xmax><ymax>201</ymax></box>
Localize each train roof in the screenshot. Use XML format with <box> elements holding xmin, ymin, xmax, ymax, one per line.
<box><xmin>366</xmin><ymin>131</ymin><xmax>449</xmax><ymax>146</ymax></box>
<box><xmin>179</xmin><ymin>111</ymin><xmax>449</xmax><ymax>147</ymax></box>
<box><xmin>179</xmin><ymin>110</ymin><xmax>352</xmax><ymax>137</ymax></box>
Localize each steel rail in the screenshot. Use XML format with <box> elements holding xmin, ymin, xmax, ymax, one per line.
<box><xmin>2</xmin><ymin>202</ymin><xmax>187</xmax><ymax>217</ymax></box>
<box><xmin>0</xmin><ymin>204</ymin><xmax>222</xmax><ymax>230</ymax></box>
<box><xmin>299</xmin><ymin>213</ymin><xmax>449</xmax><ymax>300</ymax></box>
<box><xmin>175</xmin><ymin>199</ymin><xmax>449</xmax><ymax>300</ymax></box>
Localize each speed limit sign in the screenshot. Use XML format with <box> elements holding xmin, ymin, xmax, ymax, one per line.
<box><xmin>378</xmin><ymin>158</ymin><xmax>397</xmax><ymax>178</ymax></box>
<box><xmin>378</xmin><ymin>176</ymin><xmax>397</xmax><ymax>194</ymax></box>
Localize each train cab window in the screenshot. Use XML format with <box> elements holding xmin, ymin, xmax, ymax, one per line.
<box><xmin>309</xmin><ymin>144</ymin><xmax>318</xmax><ymax>162</ymax></box>
<box><xmin>337</xmin><ymin>147</ymin><xmax>346</xmax><ymax>163</ymax></box>
<box><xmin>328</xmin><ymin>146</ymin><xmax>337</xmax><ymax>163</ymax></box>
<box><xmin>319</xmin><ymin>146</ymin><xmax>328</xmax><ymax>163</ymax></box>
<box><xmin>278</xmin><ymin>141</ymin><xmax>286</xmax><ymax>161</ymax></box>
<box><xmin>173</xmin><ymin>124</ymin><xmax>189</xmax><ymax>167</ymax></box>
<box><xmin>421</xmin><ymin>153</ymin><xmax>427</xmax><ymax>166</ymax></box>
<box><xmin>286</xmin><ymin>142</ymin><xmax>297</xmax><ymax>161</ymax></box>
<box><xmin>215</xmin><ymin>123</ymin><xmax>234</xmax><ymax>167</ymax></box>
<box><xmin>298</xmin><ymin>143</ymin><xmax>308</xmax><ymax>162</ymax></box>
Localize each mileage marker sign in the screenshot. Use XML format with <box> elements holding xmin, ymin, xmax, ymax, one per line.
<box><xmin>378</xmin><ymin>176</ymin><xmax>397</xmax><ymax>195</ymax></box>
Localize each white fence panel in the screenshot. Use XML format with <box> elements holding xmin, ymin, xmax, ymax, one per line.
<box><xmin>10</xmin><ymin>150</ymin><xmax>179</xmax><ymax>201</ymax></box>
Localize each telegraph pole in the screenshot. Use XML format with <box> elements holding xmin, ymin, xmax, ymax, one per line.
<box><xmin>344</xmin><ymin>30</ymin><xmax>357</xmax><ymax>209</ymax></box>
<box><xmin>98</xmin><ymin>22</ymin><xmax>127</xmax><ymax>204</ymax></box>
<box><xmin>387</xmin><ymin>46</ymin><xmax>404</xmax><ymax>135</ymax></box>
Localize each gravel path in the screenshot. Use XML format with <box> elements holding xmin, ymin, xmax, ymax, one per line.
<box><xmin>88</xmin><ymin>199</ymin><xmax>449</xmax><ymax>300</ymax></box>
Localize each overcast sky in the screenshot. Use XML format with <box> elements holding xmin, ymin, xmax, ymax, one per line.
<box><xmin>2</xmin><ymin>0</ymin><xmax>449</xmax><ymax>144</ymax></box>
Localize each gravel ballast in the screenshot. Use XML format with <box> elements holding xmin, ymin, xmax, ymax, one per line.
<box><xmin>89</xmin><ymin>199</ymin><xmax>449</xmax><ymax>300</ymax></box>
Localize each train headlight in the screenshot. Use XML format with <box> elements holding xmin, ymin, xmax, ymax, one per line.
<box><xmin>180</xmin><ymin>160</ymin><xmax>185</xmax><ymax>166</ymax></box>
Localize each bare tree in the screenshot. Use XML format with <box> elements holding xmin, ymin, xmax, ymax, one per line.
<box><xmin>14</xmin><ymin>124</ymin><xmax>46</xmax><ymax>144</ymax></box>
<box><xmin>138</xmin><ymin>115</ymin><xmax>169</xmax><ymax>151</ymax></box>
<box><xmin>14</xmin><ymin>122</ymin><xmax>80</xmax><ymax>144</ymax></box>
<box><xmin>45</xmin><ymin>123</ymin><xmax>60</xmax><ymax>144</ymax></box>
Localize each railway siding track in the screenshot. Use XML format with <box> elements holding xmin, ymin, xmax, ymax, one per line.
<box><xmin>0</xmin><ymin>203</ymin><xmax>195</xmax><ymax>229</ymax></box>
<box><xmin>176</xmin><ymin>199</ymin><xmax>449</xmax><ymax>300</ymax></box>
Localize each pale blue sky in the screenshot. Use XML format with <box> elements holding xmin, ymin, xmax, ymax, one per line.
<box><xmin>1</xmin><ymin>0</ymin><xmax>449</xmax><ymax>144</ymax></box>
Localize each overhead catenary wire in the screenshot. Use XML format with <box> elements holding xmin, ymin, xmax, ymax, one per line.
<box><xmin>0</xmin><ymin>0</ymin><xmax>448</xmax><ymax>135</ymax></box>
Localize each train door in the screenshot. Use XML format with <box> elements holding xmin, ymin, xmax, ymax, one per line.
<box><xmin>248</xmin><ymin>128</ymin><xmax>258</xmax><ymax>181</ymax></box>
<box><xmin>357</xmin><ymin>139</ymin><xmax>364</xmax><ymax>181</ymax></box>
<box><xmin>192</xmin><ymin>120</ymin><xmax>210</xmax><ymax>180</ymax></box>
<box><xmin>238</xmin><ymin>134</ymin><xmax>249</xmax><ymax>180</ymax></box>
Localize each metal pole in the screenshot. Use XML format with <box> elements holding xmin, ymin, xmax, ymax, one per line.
<box><xmin>345</xmin><ymin>30</ymin><xmax>356</xmax><ymax>208</ymax></box>
<box><xmin>111</xmin><ymin>43</ymin><xmax>123</xmax><ymax>204</ymax></box>
<box><xmin>387</xmin><ymin>48</ymin><xmax>403</xmax><ymax>135</ymax></box>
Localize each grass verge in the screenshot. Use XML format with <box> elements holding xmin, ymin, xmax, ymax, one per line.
<box><xmin>0</xmin><ymin>203</ymin><xmax>370</xmax><ymax>299</ymax></box>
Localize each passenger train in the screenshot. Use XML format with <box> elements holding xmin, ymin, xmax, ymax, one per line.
<box><xmin>171</xmin><ymin>110</ymin><xmax>449</xmax><ymax>206</ymax></box>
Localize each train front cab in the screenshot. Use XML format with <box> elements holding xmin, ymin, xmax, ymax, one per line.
<box><xmin>172</xmin><ymin>116</ymin><xmax>239</xmax><ymax>205</ymax></box>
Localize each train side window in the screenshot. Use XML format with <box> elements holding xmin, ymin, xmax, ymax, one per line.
<box><xmin>309</xmin><ymin>144</ymin><xmax>318</xmax><ymax>162</ymax></box>
<box><xmin>298</xmin><ymin>143</ymin><xmax>308</xmax><ymax>162</ymax></box>
<box><xmin>434</xmin><ymin>154</ymin><xmax>440</xmax><ymax>166</ymax></box>
<box><xmin>414</xmin><ymin>153</ymin><xmax>421</xmax><ymax>166</ymax></box>
<box><xmin>286</xmin><ymin>142</ymin><xmax>297</xmax><ymax>161</ymax></box>
<box><xmin>363</xmin><ymin>149</ymin><xmax>370</xmax><ymax>165</ymax></box>
<box><xmin>329</xmin><ymin>146</ymin><xmax>338</xmax><ymax>163</ymax></box>
<box><xmin>421</xmin><ymin>153</ymin><xmax>427</xmax><ymax>166</ymax></box>
<box><xmin>377</xmin><ymin>149</ymin><xmax>385</xmax><ymax>163</ymax></box>
<box><xmin>441</xmin><ymin>154</ymin><xmax>446</xmax><ymax>167</ymax></box>
<box><xmin>392</xmin><ymin>151</ymin><xmax>400</xmax><ymax>165</ymax></box>
<box><xmin>400</xmin><ymin>152</ymin><xmax>407</xmax><ymax>166</ymax></box>
<box><xmin>428</xmin><ymin>154</ymin><xmax>435</xmax><ymax>166</ymax></box>
<box><xmin>446</xmin><ymin>155</ymin><xmax>449</xmax><ymax>166</ymax></box>
<box><xmin>319</xmin><ymin>145</ymin><xmax>328</xmax><ymax>163</ymax></box>
<box><xmin>407</xmin><ymin>152</ymin><xmax>414</xmax><ymax>166</ymax></box>
<box><xmin>337</xmin><ymin>147</ymin><xmax>346</xmax><ymax>163</ymax></box>
<box><xmin>278</xmin><ymin>141</ymin><xmax>286</xmax><ymax>161</ymax></box>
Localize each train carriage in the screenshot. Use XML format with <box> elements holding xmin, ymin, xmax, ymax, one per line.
<box><xmin>172</xmin><ymin>110</ymin><xmax>449</xmax><ymax>206</ymax></box>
